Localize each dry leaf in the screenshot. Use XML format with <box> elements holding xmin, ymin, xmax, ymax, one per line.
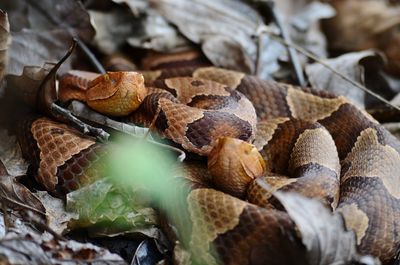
<box><xmin>23</xmin><ymin>0</ymin><xmax>94</xmax><ymax>42</ymax></box>
<box><xmin>152</xmin><ymin>0</ymin><xmax>284</xmax><ymax>77</ymax></box>
<box><xmin>0</xmin><ymin>0</ymin><xmax>94</xmax><ymax>42</ymax></box>
<box><xmin>305</xmin><ymin>50</ymin><xmax>389</xmax><ymax>108</ymax></box>
<box><xmin>289</xmin><ymin>2</ymin><xmax>335</xmax><ymax>59</ymax></box>
<box><xmin>0</xmin><ymin>233</ymin><xmax>126</xmax><ymax>265</ymax></box>
<box><xmin>323</xmin><ymin>0</ymin><xmax>400</xmax><ymax>75</ymax></box>
<box><xmin>89</xmin><ymin>8</ymin><xmax>140</xmax><ymax>55</ymax></box>
<box><xmin>127</xmin><ymin>12</ymin><xmax>191</xmax><ymax>53</ymax></box>
<box><xmin>0</xmin><ymin>129</ymin><xmax>28</xmax><ymax>176</ymax></box>
<box><xmin>274</xmin><ymin>191</ymin><xmax>380</xmax><ymax>265</ymax></box>
<box><xmin>1</xmin><ymin>0</ymin><xmax>95</xmax><ymax>76</ymax></box>
<box><xmin>0</xmin><ymin>174</ymin><xmax>45</xmax><ymax>217</ymax></box>
<box><xmin>8</xmin><ymin>29</ymin><xmax>73</xmax><ymax>76</ymax></box>
<box><xmin>108</xmin><ymin>0</ymin><xmax>191</xmax><ymax>52</ymax></box>
<box><xmin>34</xmin><ymin>191</ymin><xmax>78</xmax><ymax>235</ymax></box>
<box><xmin>201</xmin><ymin>35</ymin><xmax>253</xmax><ymax>74</ymax></box>
<box><xmin>6</xmin><ymin>63</ymin><xmax>54</xmax><ymax>108</ymax></box>
<box><xmin>0</xmin><ymin>159</ymin><xmax>45</xmax><ymax>229</ymax></box>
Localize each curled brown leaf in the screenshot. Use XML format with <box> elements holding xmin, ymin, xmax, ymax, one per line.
<box><xmin>0</xmin><ymin>159</ymin><xmax>45</xmax><ymax>219</ymax></box>
<box><xmin>272</xmin><ymin>190</ymin><xmax>380</xmax><ymax>265</ymax></box>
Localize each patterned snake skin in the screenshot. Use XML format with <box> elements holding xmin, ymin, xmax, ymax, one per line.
<box><xmin>17</xmin><ymin>66</ymin><xmax>400</xmax><ymax>264</ymax></box>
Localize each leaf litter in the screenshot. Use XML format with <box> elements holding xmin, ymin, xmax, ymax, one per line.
<box><xmin>0</xmin><ymin>0</ymin><xmax>400</xmax><ymax>264</ymax></box>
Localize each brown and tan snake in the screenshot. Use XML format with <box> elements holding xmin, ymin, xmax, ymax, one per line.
<box><xmin>16</xmin><ymin>66</ymin><xmax>400</xmax><ymax>265</ymax></box>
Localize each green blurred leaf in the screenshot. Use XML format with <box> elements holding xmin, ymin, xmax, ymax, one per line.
<box><xmin>106</xmin><ymin>138</ymin><xmax>178</xmax><ymax>204</ymax></box>
<box><xmin>66</xmin><ymin>179</ymin><xmax>158</xmax><ymax>237</ymax></box>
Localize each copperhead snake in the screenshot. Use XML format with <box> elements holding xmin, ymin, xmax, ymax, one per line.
<box><xmin>15</xmin><ymin>66</ymin><xmax>400</xmax><ymax>264</ymax></box>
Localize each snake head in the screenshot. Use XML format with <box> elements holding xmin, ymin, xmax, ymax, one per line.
<box><xmin>86</xmin><ymin>72</ymin><xmax>147</xmax><ymax>117</ymax></box>
<box><xmin>59</xmin><ymin>71</ymin><xmax>147</xmax><ymax>117</ymax></box>
<box><xmin>207</xmin><ymin>137</ymin><xmax>266</xmax><ymax>198</ymax></box>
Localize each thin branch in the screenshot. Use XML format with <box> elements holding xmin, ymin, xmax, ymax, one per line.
<box><xmin>266</xmin><ymin>1</ymin><xmax>306</xmax><ymax>86</ymax></box>
<box><xmin>68</xmin><ymin>101</ymin><xmax>186</xmax><ymax>162</ymax></box>
<box><xmin>75</xmin><ymin>38</ymin><xmax>106</xmax><ymax>74</ymax></box>
<box><xmin>260</xmin><ymin>28</ymin><xmax>400</xmax><ymax>113</ymax></box>
<box><xmin>51</xmin><ymin>103</ymin><xmax>110</xmax><ymax>142</ymax></box>
<box><xmin>69</xmin><ymin>100</ymin><xmax>151</xmax><ymax>138</ymax></box>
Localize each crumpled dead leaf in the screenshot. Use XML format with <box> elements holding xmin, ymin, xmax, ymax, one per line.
<box><xmin>273</xmin><ymin>191</ymin><xmax>380</xmax><ymax>265</ymax></box>
<box><xmin>127</xmin><ymin>12</ymin><xmax>191</xmax><ymax>53</ymax></box>
<box><xmin>323</xmin><ymin>0</ymin><xmax>400</xmax><ymax>76</ymax></box>
<box><xmin>1</xmin><ymin>0</ymin><xmax>95</xmax><ymax>76</ymax></box>
<box><xmin>107</xmin><ymin>0</ymin><xmax>191</xmax><ymax>53</ymax></box>
<box><xmin>8</xmin><ymin>29</ymin><xmax>73</xmax><ymax>76</ymax></box>
<box><xmin>0</xmin><ymin>173</ymin><xmax>45</xmax><ymax>219</ymax></box>
<box><xmin>0</xmin><ymin>232</ymin><xmax>126</xmax><ymax>265</ymax></box>
<box><xmin>6</xmin><ymin>63</ymin><xmax>54</xmax><ymax>108</ymax></box>
<box><xmin>305</xmin><ymin>50</ymin><xmax>389</xmax><ymax>108</ymax></box>
<box><xmin>0</xmin><ymin>0</ymin><xmax>94</xmax><ymax>41</ymax></box>
<box><xmin>290</xmin><ymin>2</ymin><xmax>335</xmax><ymax>59</ymax></box>
<box><xmin>89</xmin><ymin>8</ymin><xmax>140</xmax><ymax>55</ymax></box>
<box><xmin>22</xmin><ymin>0</ymin><xmax>94</xmax><ymax>42</ymax></box>
<box><xmin>0</xmin><ymin>10</ymin><xmax>10</xmax><ymax>83</ymax></box>
<box><xmin>0</xmin><ymin>129</ymin><xmax>28</xmax><ymax>176</ymax></box>
<box><xmin>151</xmin><ymin>0</ymin><xmax>284</xmax><ymax>77</ymax></box>
<box><xmin>34</xmin><ymin>191</ymin><xmax>78</xmax><ymax>235</ymax></box>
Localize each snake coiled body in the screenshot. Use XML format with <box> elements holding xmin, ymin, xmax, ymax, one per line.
<box><xmin>17</xmin><ymin>67</ymin><xmax>400</xmax><ymax>264</ymax></box>
<box><xmin>141</xmin><ymin>67</ymin><xmax>400</xmax><ymax>264</ymax></box>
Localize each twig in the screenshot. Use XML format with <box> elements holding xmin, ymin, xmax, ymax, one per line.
<box><xmin>75</xmin><ymin>38</ymin><xmax>106</xmax><ymax>74</ymax></box>
<box><xmin>68</xmin><ymin>101</ymin><xmax>186</xmax><ymax>161</ymax></box>
<box><xmin>69</xmin><ymin>100</ymin><xmax>151</xmax><ymax>138</ymax></box>
<box><xmin>265</xmin><ymin>1</ymin><xmax>306</xmax><ymax>86</ymax></box>
<box><xmin>260</xmin><ymin>28</ymin><xmax>400</xmax><ymax>113</ymax></box>
<box><xmin>51</xmin><ymin>103</ymin><xmax>110</xmax><ymax>142</ymax></box>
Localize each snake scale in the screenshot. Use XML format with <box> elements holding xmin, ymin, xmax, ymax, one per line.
<box><xmin>16</xmin><ymin>66</ymin><xmax>400</xmax><ymax>264</ymax></box>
